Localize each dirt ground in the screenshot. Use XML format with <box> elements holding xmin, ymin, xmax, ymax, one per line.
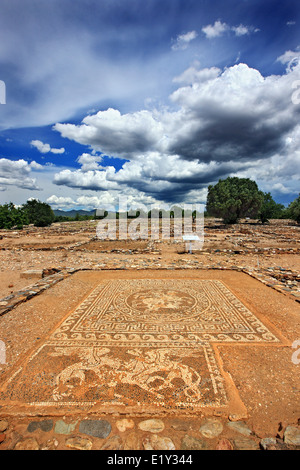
<box><xmin>0</xmin><ymin>218</ymin><xmax>299</xmax><ymax>450</ymax></box>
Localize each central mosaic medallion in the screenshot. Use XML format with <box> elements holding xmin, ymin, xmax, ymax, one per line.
<box><xmin>0</xmin><ymin>279</ymin><xmax>279</xmax><ymax>412</ymax></box>
<box><xmin>126</xmin><ymin>289</ymin><xmax>196</xmax><ymax>315</ymax></box>
<box><xmin>120</xmin><ymin>287</ymin><xmax>205</xmax><ymax>322</ymax></box>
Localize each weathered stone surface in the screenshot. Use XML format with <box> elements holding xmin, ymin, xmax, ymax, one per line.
<box><xmin>28</xmin><ymin>419</ymin><xmax>53</xmax><ymax>433</ymax></box>
<box><xmin>54</xmin><ymin>419</ymin><xmax>77</xmax><ymax>435</ymax></box>
<box><xmin>228</xmin><ymin>413</ymin><xmax>247</xmax><ymax>422</ymax></box>
<box><xmin>227</xmin><ymin>420</ymin><xmax>252</xmax><ymax>436</ymax></box>
<box><xmin>215</xmin><ymin>438</ymin><xmax>233</xmax><ymax>450</ymax></box>
<box><xmin>39</xmin><ymin>419</ymin><xmax>54</xmax><ymax>432</ymax></box>
<box><xmin>143</xmin><ymin>434</ymin><xmax>176</xmax><ymax>451</ymax></box>
<box><xmin>284</xmin><ymin>426</ymin><xmax>300</xmax><ymax>445</ymax></box>
<box><xmin>116</xmin><ymin>419</ymin><xmax>135</xmax><ymax>433</ymax></box>
<box><xmin>143</xmin><ymin>437</ymin><xmax>154</xmax><ymax>450</ymax></box>
<box><xmin>0</xmin><ymin>420</ymin><xmax>8</xmax><ymax>432</ymax></box>
<box><xmin>138</xmin><ymin>419</ymin><xmax>164</xmax><ymax>433</ymax></box>
<box><xmin>233</xmin><ymin>438</ymin><xmax>259</xmax><ymax>450</ymax></box>
<box><xmin>124</xmin><ymin>432</ymin><xmax>141</xmax><ymax>450</ymax></box>
<box><xmin>20</xmin><ymin>270</ymin><xmax>43</xmax><ymax>279</ymax></box>
<box><xmin>79</xmin><ymin>419</ymin><xmax>111</xmax><ymax>439</ymax></box>
<box><xmin>101</xmin><ymin>435</ymin><xmax>123</xmax><ymax>450</ymax></box>
<box><xmin>42</xmin><ymin>267</ymin><xmax>61</xmax><ymax>277</ymax></box>
<box><xmin>41</xmin><ymin>438</ymin><xmax>59</xmax><ymax>450</ymax></box>
<box><xmin>0</xmin><ymin>433</ymin><xmax>6</xmax><ymax>444</ymax></box>
<box><xmin>66</xmin><ymin>436</ymin><xmax>93</xmax><ymax>450</ymax></box>
<box><xmin>27</xmin><ymin>421</ymin><xmax>39</xmax><ymax>433</ymax></box>
<box><xmin>181</xmin><ymin>435</ymin><xmax>208</xmax><ymax>450</ymax></box>
<box><xmin>170</xmin><ymin>419</ymin><xmax>191</xmax><ymax>432</ymax></box>
<box><xmin>260</xmin><ymin>437</ymin><xmax>278</xmax><ymax>450</ymax></box>
<box><xmin>15</xmin><ymin>437</ymin><xmax>40</xmax><ymax>450</ymax></box>
<box><xmin>199</xmin><ymin>419</ymin><xmax>223</xmax><ymax>439</ymax></box>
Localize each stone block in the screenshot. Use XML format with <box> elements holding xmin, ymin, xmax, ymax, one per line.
<box><xmin>20</xmin><ymin>270</ymin><xmax>43</xmax><ymax>280</ymax></box>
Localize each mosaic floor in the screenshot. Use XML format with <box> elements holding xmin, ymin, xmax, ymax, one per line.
<box><xmin>0</xmin><ymin>279</ymin><xmax>280</xmax><ymax>412</ymax></box>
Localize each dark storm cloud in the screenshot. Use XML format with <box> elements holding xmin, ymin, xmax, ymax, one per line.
<box><xmin>168</xmin><ymin>114</ymin><xmax>295</xmax><ymax>162</ymax></box>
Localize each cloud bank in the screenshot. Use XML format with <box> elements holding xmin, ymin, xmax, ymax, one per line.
<box><xmin>52</xmin><ymin>59</ymin><xmax>300</xmax><ymax>204</ymax></box>
<box><xmin>0</xmin><ymin>158</ymin><xmax>42</xmax><ymax>190</ymax></box>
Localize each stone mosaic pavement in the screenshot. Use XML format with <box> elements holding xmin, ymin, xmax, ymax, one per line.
<box><xmin>0</xmin><ymin>270</ymin><xmax>299</xmax><ymax>450</ymax></box>
<box><xmin>0</xmin><ymin>279</ymin><xmax>280</xmax><ymax>414</ymax></box>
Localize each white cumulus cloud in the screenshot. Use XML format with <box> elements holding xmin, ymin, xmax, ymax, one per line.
<box><xmin>232</xmin><ymin>25</ymin><xmax>251</xmax><ymax>36</ymax></box>
<box><xmin>54</xmin><ymin>108</ymin><xmax>164</xmax><ymax>160</ymax></box>
<box><xmin>31</xmin><ymin>140</ymin><xmax>65</xmax><ymax>155</ymax></box>
<box><xmin>0</xmin><ymin>158</ymin><xmax>43</xmax><ymax>190</ymax></box>
<box><xmin>171</xmin><ymin>31</ymin><xmax>198</xmax><ymax>50</ymax></box>
<box><xmin>202</xmin><ymin>21</ymin><xmax>229</xmax><ymax>39</ymax></box>
<box><xmin>202</xmin><ymin>21</ymin><xmax>258</xmax><ymax>39</ymax></box>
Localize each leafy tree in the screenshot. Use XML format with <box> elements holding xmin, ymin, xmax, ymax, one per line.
<box><xmin>94</xmin><ymin>210</ymin><xmax>108</xmax><ymax>220</ymax></box>
<box><xmin>258</xmin><ymin>192</ymin><xmax>285</xmax><ymax>223</ymax></box>
<box><xmin>287</xmin><ymin>193</ymin><xmax>300</xmax><ymax>223</ymax></box>
<box><xmin>54</xmin><ymin>215</ymin><xmax>73</xmax><ymax>222</ymax></box>
<box><xmin>53</xmin><ymin>212</ymin><xmax>94</xmax><ymax>223</ymax></box>
<box><xmin>206</xmin><ymin>177</ymin><xmax>263</xmax><ymax>224</ymax></box>
<box><xmin>22</xmin><ymin>199</ymin><xmax>55</xmax><ymax>227</ymax></box>
<box><xmin>0</xmin><ymin>203</ymin><xmax>29</xmax><ymax>229</ymax></box>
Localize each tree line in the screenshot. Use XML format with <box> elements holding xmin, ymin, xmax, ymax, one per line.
<box><xmin>0</xmin><ymin>199</ymin><xmax>98</xmax><ymax>229</ymax></box>
<box><xmin>0</xmin><ymin>199</ymin><xmax>56</xmax><ymax>229</ymax></box>
<box><xmin>206</xmin><ymin>177</ymin><xmax>300</xmax><ymax>224</ymax></box>
<box><xmin>0</xmin><ymin>177</ymin><xmax>299</xmax><ymax>230</ymax></box>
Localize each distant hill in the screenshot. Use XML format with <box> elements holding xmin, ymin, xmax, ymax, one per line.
<box><xmin>53</xmin><ymin>209</ymin><xmax>96</xmax><ymax>218</ymax></box>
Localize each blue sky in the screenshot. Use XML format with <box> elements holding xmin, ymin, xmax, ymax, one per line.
<box><xmin>0</xmin><ymin>0</ymin><xmax>299</xmax><ymax>211</ymax></box>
